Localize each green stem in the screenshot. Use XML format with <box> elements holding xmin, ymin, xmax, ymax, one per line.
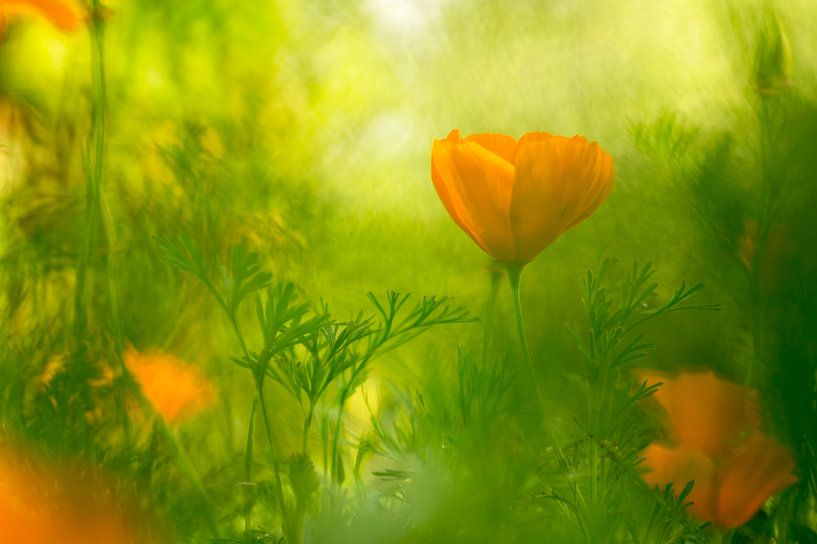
<box><xmin>243</xmin><ymin>400</ymin><xmax>257</xmax><ymax>537</ymax></box>
<box><xmin>746</xmin><ymin>254</ymin><xmax>766</xmax><ymax>388</ymax></box>
<box><xmin>73</xmin><ymin>0</ymin><xmax>108</xmax><ymax>348</ymax></box>
<box><xmin>201</xmin><ymin>276</ymin><xmax>253</xmax><ymax>359</ymax></box>
<box><xmin>588</xmin><ymin>356</ymin><xmax>611</xmax><ymax>521</ymax></box>
<box><xmin>506</xmin><ymin>262</ymin><xmax>546</xmax><ymax>416</ymax></box>
<box><xmin>330</xmin><ymin>389</ymin><xmax>348</xmax><ymax>484</ymax></box>
<box><xmin>73</xmin><ymin>178</ymin><xmax>98</xmax><ymax>346</ymax></box>
<box><xmin>254</xmin><ymin>371</ymin><xmax>291</xmax><ymax>539</ymax></box>
<box><xmin>159</xmin><ymin>420</ymin><xmax>208</xmax><ymax>498</ymax></box>
<box><xmin>215</xmin><ymin>302</ymin><xmax>290</xmax><ymax>538</ymax></box>
<box><xmin>74</xmin><ymin>0</ymin><xmax>132</xmax><ymax>446</ymax></box>
<box><xmin>481</xmin><ymin>267</ymin><xmax>502</xmax><ymax>366</ymax></box>
<box><xmin>129</xmin><ymin>386</ymin><xmax>211</xmax><ymax>510</ymax></box>
<box><xmin>101</xmin><ymin>194</ymin><xmax>131</xmax><ymax>443</ymax></box>
<box><xmin>303</xmin><ymin>401</ymin><xmax>315</xmax><ymax>453</ymax></box>
<box><xmin>330</xmin><ymin>364</ymin><xmax>368</xmax><ymax>486</ymax></box>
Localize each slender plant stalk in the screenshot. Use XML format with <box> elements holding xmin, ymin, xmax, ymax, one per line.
<box><xmin>330</xmin><ymin>388</ymin><xmax>349</xmax><ymax>484</ymax></box>
<box><xmin>126</xmin><ymin>388</ymin><xmax>211</xmax><ymax>507</ymax></box>
<box><xmin>328</xmin><ymin>364</ymin><xmax>368</xmax><ymax>486</ymax></box>
<box><xmin>588</xmin><ymin>350</ymin><xmax>612</xmax><ymax>527</ymax></box>
<box><xmin>588</xmin><ymin>418</ymin><xmax>600</xmax><ymax>541</ymax></box>
<box><xmin>481</xmin><ymin>267</ymin><xmax>502</xmax><ymax>366</ymax></box>
<box><xmin>196</xmin><ymin>276</ymin><xmax>292</xmax><ymax>537</ymax></box>
<box><xmin>73</xmin><ymin>0</ymin><xmax>108</xmax><ymax>347</ymax></box>
<box><xmin>303</xmin><ymin>401</ymin><xmax>315</xmax><ymax>453</ymax></box>
<box><xmin>223</xmin><ymin>313</ymin><xmax>290</xmax><ymax>538</ymax></box>
<box><xmin>81</xmin><ymin>8</ymin><xmax>215</xmax><ymax>505</ymax></box>
<box><xmin>111</xmin><ymin>341</ymin><xmax>210</xmax><ymax>509</ymax></box>
<box><xmin>243</xmin><ymin>400</ymin><xmax>258</xmax><ymax>537</ymax></box>
<box><xmin>506</xmin><ymin>262</ymin><xmax>547</xmax><ymax>416</ymax></box>
<box><xmin>100</xmin><ymin>193</ymin><xmax>132</xmax><ymax>442</ymax></box>
<box><xmin>254</xmin><ymin>370</ymin><xmax>293</xmax><ymax>541</ymax></box>
<box><xmin>76</xmin><ymin>3</ymin><xmax>206</xmax><ymax>508</ymax></box>
<box><xmin>73</xmin><ymin>0</ymin><xmax>135</xmax><ymax>443</ymax></box>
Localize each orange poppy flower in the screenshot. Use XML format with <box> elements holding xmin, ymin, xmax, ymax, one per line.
<box><xmin>0</xmin><ymin>446</ymin><xmax>135</xmax><ymax>544</ymax></box>
<box><xmin>431</xmin><ymin>129</ymin><xmax>614</xmax><ymax>262</ymax></box>
<box><xmin>639</xmin><ymin>371</ymin><xmax>796</xmax><ymax>528</ymax></box>
<box><xmin>0</xmin><ymin>0</ymin><xmax>80</xmax><ymax>34</ymax></box>
<box><xmin>124</xmin><ymin>346</ymin><xmax>215</xmax><ymax>424</ymax></box>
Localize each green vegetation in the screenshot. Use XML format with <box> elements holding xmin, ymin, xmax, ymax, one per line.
<box><xmin>2</xmin><ymin>0</ymin><xmax>817</xmax><ymax>542</ymax></box>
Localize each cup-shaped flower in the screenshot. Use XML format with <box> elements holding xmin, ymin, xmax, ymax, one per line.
<box><xmin>431</xmin><ymin>129</ymin><xmax>614</xmax><ymax>262</ymax></box>
<box><xmin>639</xmin><ymin>371</ymin><xmax>797</xmax><ymax>528</ymax></box>
<box><xmin>0</xmin><ymin>0</ymin><xmax>80</xmax><ymax>34</ymax></box>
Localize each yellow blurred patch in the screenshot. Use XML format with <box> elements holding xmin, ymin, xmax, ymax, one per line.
<box><xmin>345</xmin><ymin>376</ymin><xmax>380</xmax><ymax>438</ymax></box>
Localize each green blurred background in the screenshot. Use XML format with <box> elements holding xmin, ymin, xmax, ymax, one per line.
<box><xmin>2</xmin><ymin>0</ymin><xmax>817</xmax><ymax>542</ymax></box>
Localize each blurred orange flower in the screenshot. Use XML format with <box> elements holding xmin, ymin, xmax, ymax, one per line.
<box><xmin>431</xmin><ymin>130</ymin><xmax>614</xmax><ymax>262</ymax></box>
<box><xmin>125</xmin><ymin>346</ymin><xmax>215</xmax><ymax>424</ymax></box>
<box><xmin>639</xmin><ymin>371</ymin><xmax>796</xmax><ymax>528</ymax></box>
<box><xmin>0</xmin><ymin>0</ymin><xmax>80</xmax><ymax>35</ymax></box>
<box><xmin>0</xmin><ymin>446</ymin><xmax>134</xmax><ymax>544</ymax></box>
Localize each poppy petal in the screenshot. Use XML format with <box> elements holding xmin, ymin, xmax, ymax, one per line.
<box><xmin>512</xmin><ymin>131</ymin><xmax>554</xmax><ymax>158</ymax></box>
<box><xmin>465</xmin><ymin>133</ymin><xmax>517</xmax><ymax>163</ymax></box>
<box><xmin>561</xmin><ymin>143</ymin><xmax>614</xmax><ymax>230</ymax></box>
<box><xmin>431</xmin><ymin>133</ymin><xmax>484</xmax><ymax>251</ymax></box>
<box><xmin>716</xmin><ymin>434</ymin><xmax>797</xmax><ymax>527</ymax></box>
<box><xmin>509</xmin><ymin>134</ymin><xmax>613</xmax><ymax>261</ymax></box>
<box><xmin>643</xmin><ymin>372</ymin><xmax>760</xmax><ymax>459</ymax></box>
<box><xmin>641</xmin><ymin>444</ymin><xmax>719</xmax><ymax>523</ymax></box>
<box><xmin>0</xmin><ymin>0</ymin><xmax>80</xmax><ymax>32</ymax></box>
<box><xmin>431</xmin><ymin>130</ymin><xmax>516</xmax><ymax>261</ymax></box>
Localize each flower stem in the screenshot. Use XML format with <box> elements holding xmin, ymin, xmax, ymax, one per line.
<box><xmin>73</xmin><ymin>0</ymin><xmax>133</xmax><ymax>446</ymax></box>
<box><xmin>73</xmin><ymin>0</ymin><xmax>108</xmax><ymax>348</ymax></box>
<box><xmin>130</xmin><ymin>388</ymin><xmax>212</xmax><ymax>510</ymax></box>
<box><xmin>243</xmin><ymin>399</ymin><xmax>257</xmax><ymax>537</ymax></box>
<box><xmin>218</xmin><ymin>305</ymin><xmax>290</xmax><ymax>539</ymax></box>
<box><xmin>302</xmin><ymin>401</ymin><xmax>315</xmax><ymax>453</ymax></box>
<box><xmin>506</xmin><ymin>262</ymin><xmax>546</xmax><ymax>416</ymax></box>
<box><xmin>254</xmin><ymin>371</ymin><xmax>292</xmax><ymax>539</ymax></box>
<box><xmin>330</xmin><ymin>388</ymin><xmax>348</xmax><ymax>484</ymax></box>
<box><xmin>481</xmin><ymin>267</ymin><xmax>502</xmax><ymax>366</ymax></box>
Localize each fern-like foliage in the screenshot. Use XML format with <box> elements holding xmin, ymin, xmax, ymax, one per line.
<box><xmin>545</xmin><ymin>260</ymin><xmax>715</xmax><ymax>544</ymax></box>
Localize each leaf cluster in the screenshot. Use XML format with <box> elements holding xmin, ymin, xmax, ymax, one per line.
<box><xmin>576</xmin><ymin>260</ymin><xmax>718</xmax><ymax>380</ymax></box>
<box><xmin>547</xmin><ymin>261</ymin><xmax>715</xmax><ymax>544</ymax></box>
<box><xmin>157</xmin><ymin>235</ymin><xmax>473</xmax><ymax>412</ymax></box>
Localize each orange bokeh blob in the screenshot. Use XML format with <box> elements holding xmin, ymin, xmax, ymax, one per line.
<box><xmin>124</xmin><ymin>346</ymin><xmax>215</xmax><ymax>424</ymax></box>
<box><xmin>0</xmin><ymin>0</ymin><xmax>81</xmax><ymax>36</ymax></box>
<box><xmin>0</xmin><ymin>446</ymin><xmax>137</xmax><ymax>544</ymax></box>
<box><xmin>639</xmin><ymin>371</ymin><xmax>796</xmax><ymax>527</ymax></box>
